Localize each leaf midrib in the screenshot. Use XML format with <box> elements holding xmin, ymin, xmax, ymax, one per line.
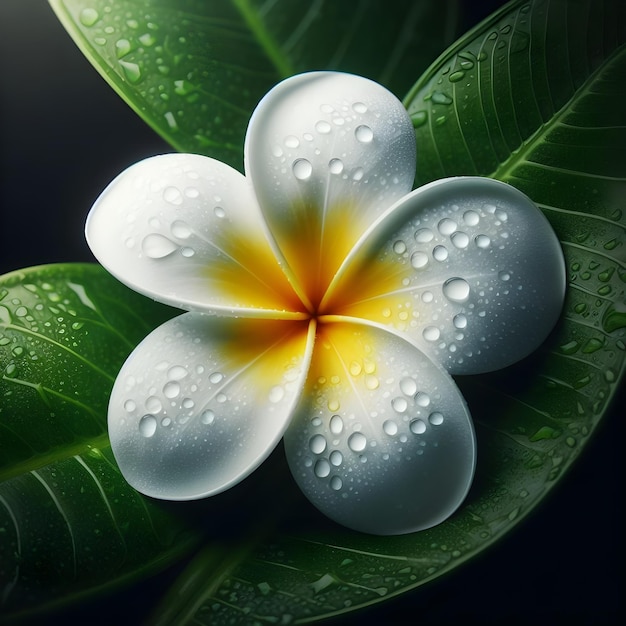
<box><xmin>491</xmin><ymin>44</ymin><xmax>626</xmax><ymax>181</ymax></box>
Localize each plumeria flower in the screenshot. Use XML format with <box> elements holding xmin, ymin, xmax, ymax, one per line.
<box><xmin>86</xmin><ymin>72</ymin><xmax>565</xmax><ymax>535</ymax></box>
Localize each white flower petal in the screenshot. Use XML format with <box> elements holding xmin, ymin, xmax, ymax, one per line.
<box><xmin>284</xmin><ymin>320</ymin><xmax>475</xmax><ymax>535</ymax></box>
<box><xmin>326</xmin><ymin>177</ymin><xmax>566</xmax><ymax>374</ymax></box>
<box><xmin>245</xmin><ymin>72</ymin><xmax>416</xmax><ymax>308</ymax></box>
<box><xmin>86</xmin><ymin>154</ymin><xmax>302</xmax><ymax>318</ymax></box>
<box><xmin>109</xmin><ymin>313</ymin><xmax>314</xmax><ymax>500</ymax></box>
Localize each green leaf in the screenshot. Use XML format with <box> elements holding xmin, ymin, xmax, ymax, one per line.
<box><xmin>48</xmin><ymin>0</ymin><xmax>461</xmax><ymax>170</ymax></box>
<box><xmin>0</xmin><ymin>264</ymin><xmax>195</xmax><ymax>620</ymax></box>
<box><xmin>144</xmin><ymin>1</ymin><xmax>626</xmax><ymax>623</ymax></box>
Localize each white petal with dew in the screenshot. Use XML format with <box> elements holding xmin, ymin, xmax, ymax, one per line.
<box><xmin>328</xmin><ymin>177</ymin><xmax>566</xmax><ymax>374</ymax></box>
<box><xmin>109</xmin><ymin>312</ymin><xmax>314</xmax><ymax>500</ymax></box>
<box><xmin>284</xmin><ymin>319</ymin><xmax>475</xmax><ymax>535</ymax></box>
<box><xmin>245</xmin><ymin>72</ymin><xmax>416</xmax><ymax>307</ymax></box>
<box><xmin>86</xmin><ymin>153</ymin><xmax>301</xmax><ymax>317</ymax></box>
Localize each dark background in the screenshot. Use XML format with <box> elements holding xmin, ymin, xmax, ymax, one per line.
<box><xmin>0</xmin><ymin>1</ymin><xmax>622</xmax><ymax>624</ymax></box>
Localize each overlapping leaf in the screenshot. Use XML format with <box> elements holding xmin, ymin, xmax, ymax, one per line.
<box><xmin>0</xmin><ymin>265</ymin><xmax>194</xmax><ymax>619</ymax></box>
<box><xmin>49</xmin><ymin>0</ymin><xmax>461</xmax><ymax>170</ymax></box>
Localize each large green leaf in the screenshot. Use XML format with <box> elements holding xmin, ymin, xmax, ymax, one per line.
<box><xmin>143</xmin><ymin>1</ymin><xmax>625</xmax><ymax>623</ymax></box>
<box><xmin>48</xmin><ymin>0</ymin><xmax>461</xmax><ymax>171</ymax></box>
<box><xmin>0</xmin><ymin>264</ymin><xmax>195</xmax><ymax>620</ymax></box>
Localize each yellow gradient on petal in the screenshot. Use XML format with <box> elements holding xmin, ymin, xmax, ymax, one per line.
<box><xmin>209</xmin><ymin>318</ymin><xmax>313</xmax><ymax>394</ymax></box>
<box><xmin>321</xmin><ymin>251</ymin><xmax>411</xmax><ymax>326</ymax></box>
<box><xmin>206</xmin><ymin>222</ymin><xmax>306</xmax><ymax>314</ymax></box>
<box><xmin>268</xmin><ymin>199</ymin><xmax>364</xmax><ymax>311</ymax></box>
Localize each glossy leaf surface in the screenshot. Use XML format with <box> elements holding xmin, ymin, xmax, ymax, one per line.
<box><xmin>0</xmin><ymin>264</ymin><xmax>194</xmax><ymax>618</ymax></box>
<box><xmin>49</xmin><ymin>0</ymin><xmax>460</xmax><ymax>171</ymax></box>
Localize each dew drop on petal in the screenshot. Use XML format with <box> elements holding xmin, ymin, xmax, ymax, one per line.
<box><xmin>163</xmin><ymin>186</ymin><xmax>183</xmax><ymax>205</ymax></box>
<box><xmin>145</xmin><ymin>396</ymin><xmax>163</xmax><ymax>413</ymax></box>
<box><xmin>314</xmin><ymin>458</ymin><xmax>331</xmax><ymax>478</ymax></box>
<box><xmin>475</xmin><ymin>234</ymin><xmax>491</xmax><ymax>249</ymax></box>
<box><xmin>330</xmin><ymin>414</ymin><xmax>344</xmax><ymax>435</ymax></box>
<box><xmin>352</xmin><ymin>102</ymin><xmax>368</xmax><ymax>114</ymax></box>
<box><xmin>171</xmin><ymin>220</ymin><xmax>192</xmax><ymax>239</ymax></box>
<box><xmin>142</xmin><ymin>234</ymin><xmax>178</xmax><ymax>259</ymax></box>
<box><xmin>499</xmin><ymin>270</ymin><xmax>511</xmax><ymax>281</ymax></box>
<box><xmin>168</xmin><ymin>365</ymin><xmax>188</xmax><ymax>380</ymax></box>
<box><xmin>415</xmin><ymin>228</ymin><xmax>434</xmax><ymax>243</ymax></box>
<box><xmin>315</xmin><ymin>120</ymin><xmax>331</xmax><ymax>134</ymax></box>
<box><xmin>209</xmin><ymin>371</ymin><xmax>223</xmax><ymax>384</ymax></box>
<box><xmin>391</xmin><ymin>397</ymin><xmax>408</xmax><ymax>413</ymax></box>
<box><xmin>330</xmin><ymin>476</ymin><xmax>343</xmax><ymax>491</ymax></box>
<box><xmin>415</xmin><ymin>392</ymin><xmax>431</xmax><ymax>407</ymax></box>
<box><xmin>201</xmin><ymin>409</ymin><xmax>215</xmax><ymax>425</ymax></box>
<box><xmin>124</xmin><ymin>400</ymin><xmax>136</xmax><ymax>412</ymax></box>
<box><xmin>410</xmin><ymin>419</ymin><xmax>427</xmax><ymax>434</ymax></box>
<box><xmin>393</xmin><ymin>240</ymin><xmax>407</xmax><ymax>254</ymax></box>
<box><xmin>330</xmin><ymin>450</ymin><xmax>343</xmax><ymax>466</ymax></box>
<box><xmin>355</xmin><ymin>125</ymin><xmax>374</xmax><ymax>143</ymax></box>
<box><xmin>139</xmin><ymin>414</ymin><xmax>157</xmax><ymax>437</ymax></box>
<box><xmin>429</xmin><ymin>412</ymin><xmax>444</xmax><ymax>425</ymax></box>
<box><xmin>443</xmin><ymin>277</ymin><xmax>471</xmax><ymax>303</ymax></box>
<box><xmin>329</xmin><ymin>158</ymin><xmax>344</xmax><ymax>174</ymax></box>
<box><xmin>269</xmin><ymin>385</ymin><xmax>285</xmax><ymax>403</ymax></box>
<box><xmin>284</xmin><ymin>135</ymin><xmax>300</xmax><ymax>148</ymax></box>
<box><xmin>451</xmin><ymin>231</ymin><xmax>469</xmax><ymax>249</ymax></box>
<box><xmin>399</xmin><ymin>377</ymin><xmax>418</xmax><ymax>396</ymax></box>
<box><xmin>309</xmin><ymin>434</ymin><xmax>327</xmax><ymax>454</ymax></box>
<box><xmin>433</xmin><ymin>245</ymin><xmax>448</xmax><ymax>261</ymax></box>
<box><xmin>423</xmin><ymin>326</ymin><xmax>441</xmax><ymax>342</ymax></box>
<box><xmin>292</xmin><ymin>158</ymin><xmax>313</xmax><ymax>181</ymax></box>
<box><xmin>163</xmin><ymin>381</ymin><xmax>180</xmax><ymax>398</ymax></box>
<box><xmin>463</xmin><ymin>210</ymin><xmax>480</xmax><ymax>226</ymax></box>
<box><xmin>348</xmin><ymin>432</ymin><xmax>367</xmax><ymax>452</ymax></box>
<box><xmin>383</xmin><ymin>419</ymin><xmax>398</xmax><ymax>435</ymax></box>
<box><xmin>352</xmin><ymin>167</ymin><xmax>364</xmax><ymax>181</ymax></box>
<box><xmin>410</xmin><ymin>251</ymin><xmax>429</xmax><ymax>269</ymax></box>
<box><xmin>438</xmin><ymin>218</ymin><xmax>457</xmax><ymax>235</ymax></box>
<box><xmin>453</xmin><ymin>313</ymin><xmax>468</xmax><ymax>329</ymax></box>
<box><xmin>214</xmin><ymin>206</ymin><xmax>226</xmax><ymax>218</ymax></box>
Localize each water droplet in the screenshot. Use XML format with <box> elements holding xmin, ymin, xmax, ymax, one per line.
<box><xmin>463</xmin><ymin>210</ymin><xmax>480</xmax><ymax>226</ymax></box>
<box><xmin>209</xmin><ymin>371</ymin><xmax>223</xmax><ymax>384</ymax></box>
<box><xmin>139</xmin><ymin>414</ymin><xmax>157</xmax><ymax>437</ymax></box>
<box><xmin>314</xmin><ymin>459</ymin><xmax>331</xmax><ymax>478</ymax></box>
<box><xmin>292</xmin><ymin>158</ymin><xmax>312</xmax><ymax>181</ymax></box>
<box><xmin>116</xmin><ymin>38</ymin><xmax>132</xmax><ymax>58</ymax></box>
<box><xmin>438</xmin><ymin>218</ymin><xmax>457</xmax><ymax>235</ymax></box>
<box><xmin>124</xmin><ymin>400</ymin><xmax>136</xmax><ymax>412</ymax></box>
<box><xmin>161</xmin><ymin>417</ymin><xmax>172</xmax><ymax>427</ymax></box>
<box><xmin>415</xmin><ymin>228</ymin><xmax>434</xmax><ymax>243</ymax></box>
<box><xmin>348</xmin><ymin>432</ymin><xmax>367</xmax><ymax>452</ymax></box>
<box><xmin>355</xmin><ymin>125</ymin><xmax>374</xmax><ymax>143</ymax></box>
<box><xmin>171</xmin><ymin>220</ymin><xmax>192</xmax><ymax>239</ymax></box>
<box><xmin>423</xmin><ymin>326</ymin><xmax>441</xmax><ymax>341</ymax></box>
<box><xmin>449</xmin><ymin>70</ymin><xmax>465</xmax><ymax>82</ymax></box>
<box><xmin>181</xmin><ymin>247</ymin><xmax>195</xmax><ymax>257</ymax></box>
<box><xmin>433</xmin><ymin>245</ymin><xmax>448</xmax><ymax>261</ymax></box>
<box><xmin>330</xmin><ymin>450</ymin><xmax>343</xmax><ymax>466</ymax></box>
<box><xmin>443</xmin><ymin>277</ymin><xmax>470</xmax><ymax>303</ymax></box>
<box><xmin>415</xmin><ymin>392</ymin><xmax>431</xmax><ymax>407</ymax></box>
<box><xmin>201</xmin><ymin>409</ymin><xmax>215</xmax><ymax>425</ymax></box>
<box><xmin>475</xmin><ymin>234</ymin><xmax>491</xmax><ymax>248</ymax></box>
<box><xmin>349</xmin><ymin>361</ymin><xmax>362</xmax><ymax>376</ymax></box>
<box><xmin>330</xmin><ymin>476</ymin><xmax>343</xmax><ymax>491</ymax></box>
<box><xmin>365</xmin><ymin>375</ymin><xmax>379</xmax><ymax>390</ymax></box>
<box><xmin>410</xmin><ymin>419</ymin><xmax>426</xmax><ymax>434</ymax></box>
<box><xmin>498</xmin><ymin>271</ymin><xmax>511</xmax><ymax>281</ymax></box>
<box><xmin>391</xmin><ymin>397</ymin><xmax>408</xmax><ymax>413</ymax></box>
<box><xmin>400</xmin><ymin>377</ymin><xmax>417</xmax><ymax>396</ymax></box>
<box><xmin>315</xmin><ymin>120</ymin><xmax>331</xmax><ymax>134</ymax></box>
<box><xmin>163</xmin><ymin>186</ymin><xmax>183</xmax><ymax>205</ymax></box>
<box><xmin>429</xmin><ymin>412</ymin><xmax>444</xmax><ymax>425</ymax></box>
<box><xmin>453</xmin><ymin>313</ymin><xmax>467</xmax><ymax>329</ymax></box>
<box><xmin>139</xmin><ymin>33</ymin><xmax>156</xmax><ymax>46</ymax></box>
<box><xmin>330</xmin><ymin>414</ymin><xmax>344</xmax><ymax>434</ymax></box>
<box><xmin>411</xmin><ymin>111</ymin><xmax>428</xmax><ymax>128</ymax></box>
<box><xmin>284</xmin><ymin>135</ymin><xmax>300</xmax><ymax>148</ymax></box>
<box><xmin>269</xmin><ymin>385</ymin><xmax>285</xmax><ymax>403</ymax></box>
<box><xmin>451</xmin><ymin>231</ymin><xmax>469</xmax><ymax>248</ymax></box>
<box><xmin>431</xmin><ymin>91</ymin><xmax>453</xmax><ymax>105</ymax></box>
<box><xmin>383</xmin><ymin>420</ymin><xmax>398</xmax><ymax>435</ymax></box>
<box><xmin>352</xmin><ymin>102</ymin><xmax>368</xmax><ymax>114</ymax></box>
<box><xmin>142</xmin><ymin>234</ymin><xmax>178</xmax><ymax>258</ymax></box>
<box><xmin>309</xmin><ymin>434</ymin><xmax>327</xmax><ymax>454</ymax></box>
<box><xmin>329</xmin><ymin>158</ymin><xmax>344</xmax><ymax>174</ymax></box>
<box><xmin>168</xmin><ymin>365</ymin><xmax>188</xmax><ymax>380</ymax></box>
<box><xmin>163</xmin><ymin>381</ymin><xmax>180</xmax><ymax>398</ymax></box>
<box><xmin>410</xmin><ymin>251</ymin><xmax>429</xmax><ymax>269</ymax></box>
<box><xmin>352</xmin><ymin>167</ymin><xmax>364</xmax><ymax>181</ymax></box>
<box><xmin>393</xmin><ymin>240</ymin><xmax>407</xmax><ymax>254</ymax></box>
<box><xmin>145</xmin><ymin>396</ymin><xmax>163</xmax><ymax>413</ymax></box>
<box><xmin>79</xmin><ymin>8</ymin><xmax>99</xmax><ymax>26</ymax></box>
<box><xmin>119</xmin><ymin>60</ymin><xmax>142</xmax><ymax>83</ymax></box>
